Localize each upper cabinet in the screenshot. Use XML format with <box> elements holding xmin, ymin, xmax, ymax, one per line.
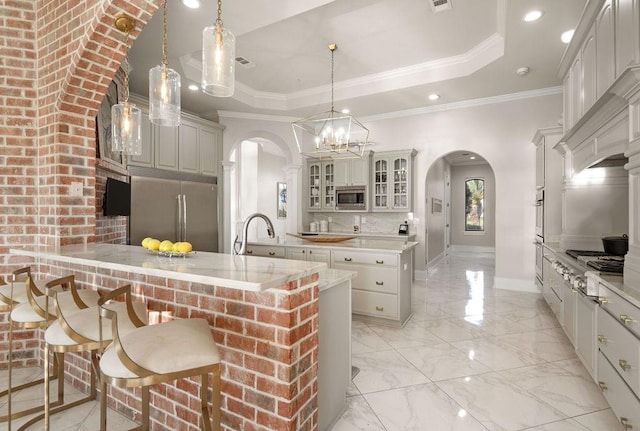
<box><xmin>557</xmin><ymin>0</ymin><xmax>639</xmax><ymax>171</ymax></box>
<box><xmin>334</xmin><ymin>152</ymin><xmax>371</xmax><ymax>186</ymax></box>
<box><xmin>371</xmin><ymin>150</ymin><xmax>416</xmax><ymax>212</ymax></box>
<box><xmin>307</xmin><ymin>160</ymin><xmax>335</xmax><ymax>211</ymax></box>
<box><xmin>128</xmin><ymin>99</ymin><xmax>223</xmax><ymax>177</ymax></box>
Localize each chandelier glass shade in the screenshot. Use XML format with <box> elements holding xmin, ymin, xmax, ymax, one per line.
<box><xmin>201</xmin><ymin>0</ymin><xmax>235</xmax><ymax>97</ymax></box>
<box><xmin>112</xmin><ymin>15</ymin><xmax>142</xmax><ymax>156</ymax></box>
<box><xmin>149</xmin><ymin>0</ymin><xmax>181</xmax><ymax>126</ymax></box>
<box><xmin>292</xmin><ymin>43</ymin><xmax>369</xmax><ymax>159</ymax></box>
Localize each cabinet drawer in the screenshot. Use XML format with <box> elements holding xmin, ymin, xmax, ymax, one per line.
<box><xmin>245</xmin><ymin>245</ymin><xmax>286</xmax><ymax>258</ymax></box>
<box><xmin>598</xmin><ymin>283</ymin><xmax>640</xmax><ymax>338</ymax></box>
<box><xmin>597</xmin><ymin>308</ymin><xmax>640</xmax><ymax>396</ymax></box>
<box><xmin>597</xmin><ymin>351</ymin><xmax>640</xmax><ymax>430</ymax></box>
<box><xmin>335</xmin><ymin>263</ymin><xmax>397</xmax><ymax>294</ymax></box>
<box><xmin>332</xmin><ymin>250</ymin><xmax>397</xmax><ymax>267</ymax></box>
<box><xmin>352</xmin><ymin>289</ymin><xmax>398</xmax><ymax>319</ymax></box>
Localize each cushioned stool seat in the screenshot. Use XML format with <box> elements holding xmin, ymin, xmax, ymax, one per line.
<box><xmin>98</xmin><ymin>285</ymin><xmax>221</xmax><ymax>431</ymax></box>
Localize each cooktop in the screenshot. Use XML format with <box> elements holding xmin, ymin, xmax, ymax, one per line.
<box><xmin>565</xmin><ymin>249</ymin><xmax>608</xmax><ymax>259</ymax></box>
<box><xmin>587</xmin><ymin>258</ymin><xmax>623</xmax><ymax>274</ymax></box>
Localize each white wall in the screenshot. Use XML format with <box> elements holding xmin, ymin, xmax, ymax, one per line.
<box><xmin>425</xmin><ymin>158</ymin><xmax>447</xmax><ymax>263</ymax></box>
<box><xmin>450</xmin><ymin>163</ymin><xmax>496</xmax><ymax>248</ymax></box>
<box><xmin>221</xmin><ymin>92</ymin><xmax>562</xmax><ymax>284</ymax></box>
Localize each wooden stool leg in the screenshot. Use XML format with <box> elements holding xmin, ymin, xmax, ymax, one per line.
<box><xmin>200</xmin><ymin>373</ymin><xmax>212</xmax><ymax>431</ymax></box>
<box><xmin>7</xmin><ymin>318</ymin><xmax>14</xmax><ymax>431</ymax></box>
<box><xmin>211</xmin><ymin>365</ymin><xmax>221</xmax><ymax>431</ymax></box>
<box><xmin>141</xmin><ymin>386</ymin><xmax>150</xmax><ymax>431</ymax></box>
<box><xmin>99</xmin><ymin>377</ymin><xmax>107</xmax><ymax>431</ymax></box>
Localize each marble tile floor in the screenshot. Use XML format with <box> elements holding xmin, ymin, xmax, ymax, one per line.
<box><xmin>333</xmin><ymin>251</ymin><xmax>625</xmax><ymax>431</ymax></box>
<box><xmin>0</xmin><ymin>251</ymin><xmax>625</xmax><ymax>431</ymax></box>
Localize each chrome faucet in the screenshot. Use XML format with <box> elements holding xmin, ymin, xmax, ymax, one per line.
<box><xmin>234</xmin><ymin>213</ymin><xmax>275</xmax><ymax>255</ymax></box>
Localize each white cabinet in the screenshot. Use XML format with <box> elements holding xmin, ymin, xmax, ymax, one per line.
<box><xmin>244</xmin><ymin>244</ymin><xmax>286</xmax><ymax>258</ymax></box>
<box><xmin>597</xmin><ymin>351</ymin><xmax>640</xmax><ymax>431</ymax></box>
<box><xmin>286</xmin><ymin>247</ymin><xmax>331</xmax><ymax>264</ymax></box>
<box><xmin>331</xmin><ymin>248</ymin><xmax>413</xmax><ymax>326</ymax></box>
<box><xmin>561</xmin><ymin>276</ymin><xmax>577</xmax><ymax>346</ymax></box>
<box><xmin>307</xmin><ymin>160</ymin><xmax>335</xmax><ymax>211</ymax></box>
<box><xmin>371</xmin><ymin>149</ymin><xmax>416</xmax><ymax>212</ymax></box>
<box><xmin>128</xmin><ymin>100</ymin><xmax>223</xmax><ymax>177</ymax></box>
<box><xmin>614</xmin><ymin>0</ymin><xmax>638</xmax><ymax>77</ymax></box>
<box><xmin>535</xmin><ymin>141</ymin><xmax>544</xmax><ymax>189</ymax></box>
<box><xmin>532</xmin><ymin>128</ymin><xmax>563</xmax><ymax>241</ymax></box>
<box><xmin>179</xmin><ymin>122</ymin><xmax>199</xmax><ymax>173</ymax></box>
<box><xmin>155</xmin><ymin>125</ymin><xmax>179</xmax><ymax>171</ymax></box>
<box><xmin>334</xmin><ymin>155</ymin><xmax>370</xmax><ymax>186</ymax></box>
<box><xmin>582</xmin><ymin>27</ymin><xmax>597</xmax><ymax>114</ymax></box>
<box><xmin>595</xmin><ymin>0</ymin><xmax>614</xmax><ymax>99</ymax></box>
<box><xmin>576</xmin><ymin>292</ymin><xmax>597</xmax><ymax>379</ymax></box>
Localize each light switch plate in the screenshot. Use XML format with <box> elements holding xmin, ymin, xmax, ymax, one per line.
<box><xmin>70</xmin><ymin>182</ymin><xmax>83</xmax><ymax>197</ymax></box>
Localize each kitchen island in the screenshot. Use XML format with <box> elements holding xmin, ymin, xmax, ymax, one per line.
<box><xmin>248</xmin><ymin>237</ymin><xmax>419</xmax><ymax>327</ymax></box>
<box><xmin>8</xmin><ymin>243</ymin><xmax>355</xmax><ymax>431</ymax></box>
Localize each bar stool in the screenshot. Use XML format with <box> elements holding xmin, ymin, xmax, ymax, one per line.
<box><xmin>40</xmin><ymin>278</ymin><xmax>148</xmax><ymax>431</ymax></box>
<box><xmin>0</xmin><ymin>267</ymin><xmax>36</xmax><ymax>312</ymax></box>
<box><xmin>98</xmin><ymin>285</ymin><xmax>221</xmax><ymax>431</ymax></box>
<box><xmin>5</xmin><ymin>273</ymin><xmax>100</xmax><ymax>430</ymax></box>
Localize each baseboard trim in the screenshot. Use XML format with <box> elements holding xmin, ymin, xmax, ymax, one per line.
<box><xmin>450</xmin><ymin>245</ymin><xmax>496</xmax><ymax>254</ymax></box>
<box><xmin>493</xmin><ymin>276</ymin><xmax>539</xmax><ymax>293</ymax></box>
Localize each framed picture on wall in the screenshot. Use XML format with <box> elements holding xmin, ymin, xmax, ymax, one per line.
<box><xmin>277</xmin><ymin>182</ymin><xmax>287</xmax><ymax>219</ymax></box>
<box><xmin>96</xmin><ymin>79</ymin><xmax>124</xmax><ymax>167</ymax></box>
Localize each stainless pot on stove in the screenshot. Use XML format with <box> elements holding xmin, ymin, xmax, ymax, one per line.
<box><xmin>602</xmin><ymin>234</ymin><xmax>628</xmax><ymax>256</ymax></box>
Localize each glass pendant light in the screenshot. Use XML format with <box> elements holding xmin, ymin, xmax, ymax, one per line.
<box><xmin>149</xmin><ymin>0</ymin><xmax>181</xmax><ymax>126</ymax></box>
<box><xmin>112</xmin><ymin>15</ymin><xmax>142</xmax><ymax>156</ymax></box>
<box><xmin>201</xmin><ymin>0</ymin><xmax>235</xmax><ymax>97</ymax></box>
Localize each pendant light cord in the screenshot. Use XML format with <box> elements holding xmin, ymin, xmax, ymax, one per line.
<box><xmin>216</xmin><ymin>0</ymin><xmax>223</xmax><ymax>28</ymax></box>
<box><xmin>122</xmin><ymin>29</ymin><xmax>131</xmax><ymax>104</ymax></box>
<box><xmin>162</xmin><ymin>0</ymin><xmax>168</xmax><ymax>67</ymax></box>
<box><xmin>330</xmin><ymin>46</ymin><xmax>335</xmax><ymax>112</ymax></box>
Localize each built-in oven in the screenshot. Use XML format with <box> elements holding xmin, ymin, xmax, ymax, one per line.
<box><xmin>335</xmin><ymin>185</ymin><xmax>367</xmax><ymax>211</ymax></box>
<box><xmin>535</xmin><ymin>189</ymin><xmax>544</xmax><ymax>238</ymax></box>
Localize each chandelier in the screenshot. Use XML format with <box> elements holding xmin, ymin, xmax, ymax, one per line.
<box><xmin>292</xmin><ymin>43</ymin><xmax>369</xmax><ymax>159</ymax></box>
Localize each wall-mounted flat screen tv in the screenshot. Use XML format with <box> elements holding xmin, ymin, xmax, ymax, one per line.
<box><xmin>103</xmin><ymin>177</ymin><xmax>131</xmax><ymax>216</ymax></box>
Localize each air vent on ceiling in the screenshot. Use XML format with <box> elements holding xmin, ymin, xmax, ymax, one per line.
<box><xmin>430</xmin><ymin>0</ymin><xmax>452</xmax><ymax>13</ymax></box>
<box><xmin>235</xmin><ymin>56</ymin><xmax>256</xmax><ymax>69</ymax></box>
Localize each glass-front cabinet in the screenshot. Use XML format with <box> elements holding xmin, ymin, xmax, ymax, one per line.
<box><xmin>307</xmin><ymin>160</ymin><xmax>335</xmax><ymax>211</ymax></box>
<box><xmin>371</xmin><ymin>149</ymin><xmax>416</xmax><ymax>212</ymax></box>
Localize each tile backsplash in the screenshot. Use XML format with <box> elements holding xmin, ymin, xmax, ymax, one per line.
<box><xmin>303</xmin><ymin>212</ymin><xmax>412</xmax><ymax>234</ymax></box>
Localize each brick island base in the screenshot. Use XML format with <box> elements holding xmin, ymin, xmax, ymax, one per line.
<box><xmin>4</xmin><ymin>254</ymin><xmax>320</xmax><ymax>431</ymax></box>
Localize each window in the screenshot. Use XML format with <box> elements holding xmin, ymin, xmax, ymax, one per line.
<box><xmin>465</xmin><ymin>178</ymin><xmax>484</xmax><ymax>232</ymax></box>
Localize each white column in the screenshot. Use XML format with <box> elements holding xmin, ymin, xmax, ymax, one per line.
<box><xmin>222</xmin><ymin>161</ymin><xmax>235</xmax><ymax>253</ymax></box>
<box><xmin>283</xmin><ymin>164</ymin><xmax>302</xmax><ymax>237</ymax></box>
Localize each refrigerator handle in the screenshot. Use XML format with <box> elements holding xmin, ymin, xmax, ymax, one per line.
<box><xmin>182</xmin><ymin>194</ymin><xmax>187</xmax><ymax>242</ymax></box>
<box><xmin>176</xmin><ymin>194</ymin><xmax>183</xmax><ymax>242</ymax></box>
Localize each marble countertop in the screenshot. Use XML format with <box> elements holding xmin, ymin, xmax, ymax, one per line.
<box><xmin>250</xmin><ymin>236</ymin><xmax>419</xmax><ymax>253</ymax></box>
<box><xmin>10</xmin><ymin>243</ymin><xmax>332</xmax><ymax>292</ymax></box>
<box><xmin>299</xmin><ymin>230</ymin><xmax>416</xmax><ymax>240</ymax></box>
<box><xmin>318</xmin><ymin>268</ymin><xmax>356</xmax><ymax>292</ymax></box>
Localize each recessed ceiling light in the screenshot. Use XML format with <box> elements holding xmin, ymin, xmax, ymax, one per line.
<box><xmin>561</xmin><ymin>29</ymin><xmax>575</xmax><ymax>44</ymax></box>
<box><xmin>188</xmin><ymin>84</ymin><xmax>199</xmax><ymax>91</ymax></box>
<box><xmin>523</xmin><ymin>10</ymin><xmax>543</xmax><ymax>22</ymax></box>
<box><xmin>516</xmin><ymin>67</ymin><xmax>530</xmax><ymax>76</ymax></box>
<box><xmin>470</xmin><ymin>156</ymin><xmax>476</xmax><ymax>160</ymax></box>
<box><xmin>181</xmin><ymin>0</ymin><xmax>201</xmax><ymax>8</ymax></box>
<box><xmin>341</xmin><ymin>108</ymin><xmax>350</xmax><ymax>114</ymax></box>
<box><xmin>428</xmin><ymin>93</ymin><xmax>440</xmax><ymax>101</ymax></box>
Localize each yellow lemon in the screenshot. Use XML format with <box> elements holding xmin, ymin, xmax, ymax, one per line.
<box><xmin>141</xmin><ymin>237</ymin><xmax>153</xmax><ymax>249</ymax></box>
<box><xmin>147</xmin><ymin>239</ymin><xmax>161</xmax><ymax>251</ymax></box>
<box><xmin>177</xmin><ymin>242</ymin><xmax>192</xmax><ymax>253</ymax></box>
<box><xmin>159</xmin><ymin>240</ymin><xmax>174</xmax><ymax>252</ymax></box>
<box><xmin>172</xmin><ymin>242</ymin><xmax>182</xmax><ymax>252</ymax></box>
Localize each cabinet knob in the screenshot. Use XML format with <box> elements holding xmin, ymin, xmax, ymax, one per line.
<box><xmin>598</xmin><ymin>381</ymin><xmax>608</xmax><ymax>391</ymax></box>
<box><xmin>375</xmin><ymin>306</ymin><xmax>384</xmax><ymax>312</ymax></box>
<box><xmin>376</xmin><ymin>260</ymin><xmax>384</xmax><ymax>264</ymax></box>
<box><xmin>344</xmin><ymin>257</ymin><xmax>352</xmax><ymax>262</ymax></box>
<box><xmin>309</xmin><ymin>251</ymin><xmax>312</xmax><ymax>254</ymax></box>
<box><xmin>268</xmin><ymin>252</ymin><xmax>275</xmax><ymax>256</ymax></box>
<box><xmin>375</xmin><ymin>281</ymin><xmax>384</xmax><ymax>286</ymax></box>
<box><xmin>247</xmin><ymin>250</ymin><xmax>253</xmax><ymax>254</ymax></box>
<box><xmin>597</xmin><ymin>297</ymin><xmax>608</xmax><ymax>305</ymax></box>
<box><xmin>619</xmin><ymin>359</ymin><xmax>632</xmax><ymax>372</ymax></box>
<box><xmin>597</xmin><ymin>335</ymin><xmax>608</xmax><ymax>344</ymax></box>
<box><xmin>620</xmin><ymin>314</ymin><xmax>636</xmax><ymax>325</ymax></box>
<box><xmin>302</xmin><ymin>250</ymin><xmax>306</xmax><ymax>254</ymax></box>
<box><xmin>621</xmin><ymin>417</ymin><xmax>632</xmax><ymax>430</ymax></box>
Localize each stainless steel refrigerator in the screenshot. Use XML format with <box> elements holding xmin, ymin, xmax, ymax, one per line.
<box><xmin>129</xmin><ymin>167</ymin><xmax>218</xmax><ymax>252</ymax></box>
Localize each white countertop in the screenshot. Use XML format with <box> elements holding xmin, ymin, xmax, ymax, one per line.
<box><xmin>318</xmin><ymin>268</ymin><xmax>356</xmax><ymax>292</ymax></box>
<box><xmin>250</xmin><ymin>236</ymin><xmax>419</xmax><ymax>253</ymax></box>
<box><xmin>299</xmin><ymin>230</ymin><xmax>416</xmax><ymax>240</ymax></box>
<box><xmin>10</xmin><ymin>243</ymin><xmax>331</xmax><ymax>292</ymax></box>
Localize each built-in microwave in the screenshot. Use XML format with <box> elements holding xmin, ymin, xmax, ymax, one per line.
<box><xmin>335</xmin><ymin>185</ymin><xmax>367</xmax><ymax>211</ymax></box>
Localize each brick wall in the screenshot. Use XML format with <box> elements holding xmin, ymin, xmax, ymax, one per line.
<box><xmin>32</xmin><ymin>258</ymin><xmax>320</xmax><ymax>431</ymax></box>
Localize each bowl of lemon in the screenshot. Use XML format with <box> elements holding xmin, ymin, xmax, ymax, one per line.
<box><xmin>141</xmin><ymin>237</ymin><xmax>193</xmax><ymax>257</ymax></box>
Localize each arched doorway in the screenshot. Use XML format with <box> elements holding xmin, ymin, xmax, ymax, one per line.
<box><xmin>227</xmin><ymin>134</ymin><xmax>296</xmax><ymax>251</ymax></box>
<box><xmin>424</xmin><ymin>150</ymin><xmax>496</xmax><ymax>270</ymax></box>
